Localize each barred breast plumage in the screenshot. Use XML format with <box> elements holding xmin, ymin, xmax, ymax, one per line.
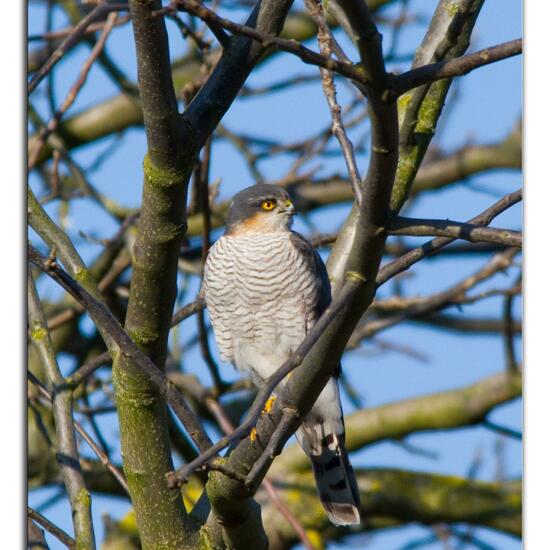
<box><xmin>203</xmin><ymin>232</ymin><xmax>319</xmax><ymax>382</ymax></box>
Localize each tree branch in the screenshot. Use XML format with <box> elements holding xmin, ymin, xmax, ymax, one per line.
<box><xmin>391</xmin><ymin>0</ymin><xmax>485</xmax><ymax>214</ymax></box>
<box><xmin>388</xmin><ymin>216</ymin><xmax>521</xmax><ymax>247</ymax></box>
<box><xmin>414</xmin><ymin>312</ymin><xmax>521</xmax><ymax>334</ymax></box>
<box><xmin>391</xmin><ymin>38</ymin><xmax>522</xmax><ymax>96</ymax></box>
<box><xmin>28</xmin><ymin>274</ymin><xmax>96</xmax><ymax>549</ymax></box>
<box><xmin>28</xmin><ymin>506</ymin><xmax>75</xmax><ymax>550</ymax></box>
<box><xmin>262</xmin><ymin>468</ymin><xmax>521</xmax><ymax>549</ymax></box>
<box><xmin>377</xmin><ymin>189</ymin><xmax>522</xmax><ymax>287</ymax></box>
<box><xmin>112</xmin><ymin>0</ymin><xmax>196</xmax><ymax>541</ymax></box>
<box><xmin>27</xmin><ymin>2</ymin><xmax>128</xmax><ymax>95</ymax></box>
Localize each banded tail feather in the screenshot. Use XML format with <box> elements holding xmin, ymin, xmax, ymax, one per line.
<box><xmin>296</xmin><ymin>419</ymin><xmax>361</xmax><ymax>526</ymax></box>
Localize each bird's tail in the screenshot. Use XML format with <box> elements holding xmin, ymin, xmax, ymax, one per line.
<box><xmin>296</xmin><ymin>419</ymin><xmax>361</xmax><ymax>526</ymax></box>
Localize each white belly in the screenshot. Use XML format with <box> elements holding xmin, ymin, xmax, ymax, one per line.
<box><xmin>202</xmin><ymin>232</ymin><xmax>320</xmax><ymax>383</ymax></box>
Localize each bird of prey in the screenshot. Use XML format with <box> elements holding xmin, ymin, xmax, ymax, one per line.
<box><xmin>202</xmin><ymin>183</ymin><xmax>360</xmax><ymax>526</ymax></box>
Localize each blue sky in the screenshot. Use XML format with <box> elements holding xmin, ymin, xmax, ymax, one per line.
<box><xmin>28</xmin><ymin>1</ymin><xmax>522</xmax><ymax>548</ymax></box>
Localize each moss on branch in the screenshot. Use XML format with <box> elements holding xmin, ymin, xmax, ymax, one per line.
<box><xmin>390</xmin><ymin>0</ymin><xmax>485</xmax><ymax>214</ymax></box>
<box><xmin>95</xmin><ymin>468</ymin><xmax>521</xmax><ymax>550</ymax></box>
<box><xmin>261</xmin><ymin>468</ymin><xmax>521</xmax><ymax>548</ymax></box>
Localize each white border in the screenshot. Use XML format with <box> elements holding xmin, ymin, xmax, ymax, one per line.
<box><xmin>1</xmin><ymin>0</ymin><xmax>24</xmax><ymax>547</ymax></box>
<box><xmin>524</xmin><ymin>1</ymin><xmax>547</xmax><ymax>547</ymax></box>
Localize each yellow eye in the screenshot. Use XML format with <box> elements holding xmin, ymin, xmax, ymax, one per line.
<box><xmin>261</xmin><ymin>200</ymin><xmax>276</xmax><ymax>211</ymax></box>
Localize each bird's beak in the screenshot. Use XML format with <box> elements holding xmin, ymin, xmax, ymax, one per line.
<box><xmin>281</xmin><ymin>199</ymin><xmax>296</xmax><ymax>215</ymax></box>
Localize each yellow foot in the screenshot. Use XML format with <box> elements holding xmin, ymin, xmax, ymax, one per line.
<box><xmin>250</xmin><ymin>396</ymin><xmax>277</xmax><ymax>441</ymax></box>
<box><xmin>263</xmin><ymin>395</ymin><xmax>276</xmax><ymax>414</ymax></box>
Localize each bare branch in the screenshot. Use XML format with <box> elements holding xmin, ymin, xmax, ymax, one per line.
<box><xmin>27</xmin><ymin>3</ymin><xmax>127</xmax><ymax>95</ymax></box>
<box><xmin>388</xmin><ymin>216</ymin><xmax>522</xmax><ymax>247</ymax></box>
<box><xmin>392</xmin><ymin>38</ymin><xmax>522</xmax><ymax>96</ymax></box>
<box><xmin>305</xmin><ymin>0</ymin><xmax>364</xmax><ymax>203</ymax></box>
<box><xmin>377</xmin><ymin>189</ymin><xmax>522</xmax><ymax>287</ymax></box>
<box><xmin>169</xmin><ymin>0</ymin><xmax>366</xmax><ymax>85</ymax></box>
<box><xmin>28</xmin><ymin>274</ymin><xmax>96</xmax><ymax>549</ymax></box>
<box><xmin>28</xmin><ymin>506</ymin><xmax>75</xmax><ymax>549</ymax></box>
<box><xmin>28</xmin><ymin>244</ymin><xmax>213</xmax><ymax>453</ymax></box>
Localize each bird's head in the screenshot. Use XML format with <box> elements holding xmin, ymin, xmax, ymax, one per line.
<box><xmin>225</xmin><ymin>184</ymin><xmax>296</xmax><ymax>235</ymax></box>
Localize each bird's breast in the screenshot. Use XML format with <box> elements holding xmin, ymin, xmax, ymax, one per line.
<box><xmin>203</xmin><ymin>233</ymin><xmax>320</xmax><ymax>365</ymax></box>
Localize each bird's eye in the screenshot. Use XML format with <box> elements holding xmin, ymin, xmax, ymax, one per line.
<box><xmin>261</xmin><ymin>200</ymin><xmax>276</xmax><ymax>211</ymax></box>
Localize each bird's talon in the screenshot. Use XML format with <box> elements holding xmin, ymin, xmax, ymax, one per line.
<box><xmin>263</xmin><ymin>395</ymin><xmax>276</xmax><ymax>414</ymax></box>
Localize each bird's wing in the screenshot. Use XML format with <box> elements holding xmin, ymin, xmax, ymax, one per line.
<box><xmin>289</xmin><ymin>231</ymin><xmax>332</xmax><ymax>318</ymax></box>
<box><xmin>289</xmin><ymin>232</ymin><xmax>360</xmax><ymax>525</ymax></box>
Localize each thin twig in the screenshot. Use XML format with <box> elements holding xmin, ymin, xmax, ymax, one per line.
<box><xmin>28</xmin><ymin>244</ymin><xmax>213</xmax><ymax>454</ymax></box>
<box><xmin>388</xmin><ymin>216</ymin><xmax>522</xmax><ymax>247</ymax></box>
<box><xmin>74</xmin><ymin>420</ymin><xmax>130</xmax><ymax>494</ymax></box>
<box><xmin>29</xmin><ymin>11</ymin><xmax>119</xmax><ymax>170</ymax></box>
<box><xmin>28</xmin><ymin>14</ymin><xmax>131</xmax><ymax>42</ymax></box>
<box><xmin>306</xmin><ymin>0</ymin><xmax>364</xmax><ymax>203</ymax></box>
<box><xmin>482</xmin><ymin>420</ymin><xmax>522</xmax><ymax>440</ymax></box>
<box><xmin>165</xmin><ymin>11</ymin><xmax>212</xmax><ymax>52</ymax></box>
<box><xmin>27</xmin><ymin>3</ymin><xmax>127</xmax><ymax>95</ymax></box>
<box><xmin>196</xmin><ymin>138</ymin><xmax>225</xmax><ymax>392</ymax></box>
<box><xmin>28</xmin><ymin>371</ymin><xmax>130</xmax><ymax>495</ymax></box>
<box><xmin>377</xmin><ymin>189</ymin><xmax>522</xmax><ymax>287</ymax></box>
<box><xmin>28</xmin><ymin>507</ymin><xmax>75</xmax><ymax>549</ymax></box>
<box><xmin>28</xmin><ymin>275</ymin><xmax>95</xmax><ymax>549</ymax></box>
<box><xmin>81</xmin><ymin>385</ymin><xmax>111</xmax><ymax>458</ymax></box>
<box><xmin>391</xmin><ymin>38</ymin><xmax>522</xmax><ymax>96</ymax></box>
<box><xmin>171</xmin><ymin>297</ymin><xmax>205</xmax><ymax>326</ymax></box>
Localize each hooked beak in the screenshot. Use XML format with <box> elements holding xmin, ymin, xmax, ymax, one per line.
<box><xmin>280</xmin><ymin>199</ymin><xmax>296</xmax><ymax>215</ymax></box>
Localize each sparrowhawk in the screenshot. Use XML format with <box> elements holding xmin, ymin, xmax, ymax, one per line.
<box><xmin>202</xmin><ymin>183</ymin><xmax>360</xmax><ymax>526</ymax></box>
